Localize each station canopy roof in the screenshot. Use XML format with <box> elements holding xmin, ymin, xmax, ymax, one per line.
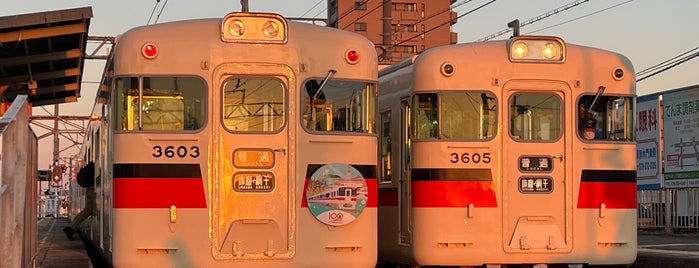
<box><xmin>0</xmin><ymin>7</ymin><xmax>92</xmax><ymax>107</ymax></box>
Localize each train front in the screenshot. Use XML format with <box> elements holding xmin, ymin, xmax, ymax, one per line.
<box><xmin>377</xmin><ymin>35</ymin><xmax>637</xmax><ymax>267</ymax></box>
<box><xmin>105</xmin><ymin>12</ymin><xmax>378</xmax><ymax>268</ymax></box>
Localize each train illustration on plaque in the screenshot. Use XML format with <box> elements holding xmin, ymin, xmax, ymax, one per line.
<box><xmin>305</xmin><ymin>163</ymin><xmax>369</xmax><ymax>226</ymax></box>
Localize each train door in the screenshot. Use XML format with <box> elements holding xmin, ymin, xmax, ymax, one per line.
<box><xmin>212</xmin><ymin>64</ymin><xmax>293</xmax><ymax>259</ymax></box>
<box><xmin>502</xmin><ymin>80</ymin><xmax>572</xmax><ymax>253</ymax></box>
<box><xmin>399</xmin><ymin>99</ymin><xmax>412</xmax><ymax>245</ymax></box>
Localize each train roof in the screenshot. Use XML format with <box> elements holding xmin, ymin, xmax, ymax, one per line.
<box><xmin>380</xmin><ymin>37</ymin><xmax>633</xmax><ymax>77</ymax></box>
<box><xmin>111</xmin><ymin>13</ymin><xmax>377</xmax><ymax>78</ymax></box>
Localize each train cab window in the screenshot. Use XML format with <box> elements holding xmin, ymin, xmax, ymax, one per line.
<box><xmin>115</xmin><ymin>76</ymin><xmax>206</xmax><ymax>131</ymax></box>
<box><xmin>509</xmin><ymin>93</ymin><xmax>562</xmax><ymax>141</ymax></box>
<box><xmin>303</xmin><ymin>79</ymin><xmax>376</xmax><ymax>133</ymax></box>
<box><xmin>412</xmin><ymin>92</ymin><xmax>497</xmax><ymax>140</ymax></box>
<box><xmin>442</xmin><ymin>92</ymin><xmax>497</xmax><ymax>139</ymax></box>
<box><xmin>577</xmin><ymin>95</ymin><xmax>635</xmax><ymax>141</ymax></box>
<box><xmin>222</xmin><ymin>77</ymin><xmax>285</xmax><ymax>132</ymax></box>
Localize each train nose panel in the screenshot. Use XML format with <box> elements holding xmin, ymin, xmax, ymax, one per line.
<box><xmin>219</xmin><ymin>219</ymin><xmax>285</xmax><ymax>257</ymax></box>
<box><xmin>212</xmin><ymin>67</ymin><xmax>293</xmax><ymax>260</ymax></box>
<box><xmin>211</xmin><ymin>149</ymin><xmax>292</xmax><ymax>260</ymax></box>
<box><xmin>508</xmin><ymin>216</ymin><xmax>566</xmax><ymax>251</ymax></box>
<box><xmin>502</xmin><ymin>84</ymin><xmax>572</xmax><ymax>254</ymax></box>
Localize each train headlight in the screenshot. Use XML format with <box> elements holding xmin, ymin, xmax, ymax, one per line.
<box><xmin>221</xmin><ymin>12</ymin><xmax>287</xmax><ymax>43</ymax></box>
<box><xmin>512</xmin><ymin>42</ymin><xmax>529</xmax><ymax>58</ymax></box>
<box><xmin>541</xmin><ymin>43</ymin><xmax>558</xmax><ymax>59</ymax></box>
<box><xmin>509</xmin><ymin>36</ymin><xmax>565</xmax><ymax>62</ymax></box>
<box><xmin>228</xmin><ymin>19</ymin><xmax>245</xmax><ymax>37</ymax></box>
<box><xmin>262</xmin><ymin>20</ymin><xmax>280</xmax><ymax>38</ymax></box>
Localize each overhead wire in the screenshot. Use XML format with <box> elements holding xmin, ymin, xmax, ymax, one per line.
<box><xmin>153</xmin><ymin>0</ymin><xmax>170</xmax><ymax>24</ymax></box>
<box><xmin>393</xmin><ymin>0</ymin><xmax>497</xmax><ymax>47</ymax></box>
<box><xmin>389</xmin><ymin>0</ymin><xmax>475</xmax><ymax>37</ymax></box>
<box><xmin>424</xmin><ymin>0</ymin><xmax>475</xmax><ymax>23</ymax></box>
<box><xmin>291</xmin><ymin>0</ymin><xmax>328</xmax><ymax>19</ymax></box>
<box><xmin>526</xmin><ymin>0</ymin><xmax>634</xmax><ymax>35</ymax></box>
<box><xmin>637</xmin><ymin>46</ymin><xmax>699</xmax><ymax>76</ymax></box>
<box><xmin>146</xmin><ymin>0</ymin><xmax>161</xmax><ymax>25</ymax></box>
<box><xmin>341</xmin><ymin>0</ymin><xmax>389</xmax><ymax>30</ymax></box>
<box><xmin>477</xmin><ymin>0</ymin><xmax>590</xmax><ymax>42</ymax></box>
<box><xmin>312</xmin><ymin>8</ymin><xmax>327</xmax><ymax>19</ymax></box>
<box><xmin>300</xmin><ymin>0</ymin><xmax>324</xmax><ymax>18</ymax></box>
<box><xmin>636</xmin><ymin>46</ymin><xmax>699</xmax><ymax>82</ymax></box>
<box><xmin>331</xmin><ymin>0</ymin><xmax>370</xmax><ymax>26</ymax></box>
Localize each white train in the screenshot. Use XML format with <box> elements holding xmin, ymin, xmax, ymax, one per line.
<box><xmin>377</xmin><ymin>35</ymin><xmax>638</xmax><ymax>267</ymax></box>
<box><xmin>69</xmin><ymin>12</ymin><xmax>378</xmax><ymax>268</ymax></box>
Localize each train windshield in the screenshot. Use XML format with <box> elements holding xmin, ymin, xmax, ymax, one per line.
<box><xmin>412</xmin><ymin>92</ymin><xmax>497</xmax><ymax>140</ymax></box>
<box><xmin>577</xmin><ymin>95</ymin><xmax>635</xmax><ymax>141</ymax></box>
<box><xmin>509</xmin><ymin>92</ymin><xmax>562</xmax><ymax>141</ymax></box>
<box><xmin>222</xmin><ymin>77</ymin><xmax>285</xmax><ymax>132</ymax></box>
<box><xmin>303</xmin><ymin>79</ymin><xmax>376</xmax><ymax>133</ymax></box>
<box><xmin>115</xmin><ymin>76</ymin><xmax>207</xmax><ymax>131</ymax></box>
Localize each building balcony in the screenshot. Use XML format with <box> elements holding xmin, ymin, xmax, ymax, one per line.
<box><xmin>392</xmin><ymin>11</ymin><xmax>419</xmax><ymax>21</ymax></box>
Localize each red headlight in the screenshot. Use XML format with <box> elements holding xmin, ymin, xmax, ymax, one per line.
<box><xmin>346</xmin><ymin>49</ymin><xmax>359</xmax><ymax>64</ymax></box>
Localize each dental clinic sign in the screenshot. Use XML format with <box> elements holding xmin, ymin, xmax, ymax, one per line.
<box><xmin>663</xmin><ymin>87</ymin><xmax>699</xmax><ymax>188</ymax></box>
<box><xmin>636</xmin><ymin>94</ymin><xmax>661</xmax><ymax>189</ymax></box>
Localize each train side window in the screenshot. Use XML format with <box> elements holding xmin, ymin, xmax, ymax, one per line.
<box><xmin>302</xmin><ymin>79</ymin><xmax>376</xmax><ymax>133</ymax></box>
<box><xmin>222</xmin><ymin>77</ymin><xmax>285</xmax><ymax>132</ymax></box>
<box><xmin>509</xmin><ymin>93</ymin><xmax>562</xmax><ymax>141</ymax></box>
<box><xmin>380</xmin><ymin>111</ymin><xmax>392</xmax><ymax>182</ymax></box>
<box><xmin>115</xmin><ymin>77</ymin><xmax>138</xmax><ymax>131</ymax></box>
<box><xmin>577</xmin><ymin>95</ymin><xmax>635</xmax><ymax>141</ymax></box>
<box><xmin>115</xmin><ymin>76</ymin><xmax>206</xmax><ymax>131</ymax></box>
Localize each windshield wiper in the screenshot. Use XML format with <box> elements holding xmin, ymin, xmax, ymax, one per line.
<box><xmin>588</xmin><ymin>85</ymin><xmax>606</xmax><ymax>113</ymax></box>
<box><xmin>312</xmin><ymin>69</ymin><xmax>337</xmax><ymax>103</ymax></box>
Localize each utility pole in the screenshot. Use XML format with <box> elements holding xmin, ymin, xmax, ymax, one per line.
<box><xmin>53</xmin><ymin>104</ymin><xmax>59</xmax><ymax>164</ymax></box>
<box><xmin>380</xmin><ymin>0</ymin><xmax>393</xmax><ymax>64</ymax></box>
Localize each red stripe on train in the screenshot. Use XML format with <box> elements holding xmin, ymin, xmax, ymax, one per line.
<box><xmin>301</xmin><ymin>178</ymin><xmax>378</xmax><ymax>208</ymax></box>
<box><xmin>412</xmin><ymin>181</ymin><xmax>497</xmax><ymax>207</ymax></box>
<box><xmin>577</xmin><ymin>182</ymin><xmax>637</xmax><ymax>209</ymax></box>
<box><xmin>114</xmin><ymin>177</ymin><xmax>207</xmax><ymax>208</ymax></box>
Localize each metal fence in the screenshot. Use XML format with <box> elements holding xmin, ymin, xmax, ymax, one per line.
<box><xmin>638</xmin><ymin>188</ymin><xmax>699</xmax><ymax>232</ymax></box>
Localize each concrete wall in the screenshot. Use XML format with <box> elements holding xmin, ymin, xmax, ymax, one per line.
<box><xmin>0</xmin><ymin>95</ymin><xmax>38</xmax><ymax>268</ymax></box>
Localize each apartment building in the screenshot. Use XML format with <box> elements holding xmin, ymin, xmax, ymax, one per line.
<box><xmin>327</xmin><ymin>0</ymin><xmax>458</xmax><ymax>65</ymax></box>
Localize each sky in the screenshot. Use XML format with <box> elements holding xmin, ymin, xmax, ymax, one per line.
<box><xmin>2</xmin><ymin>0</ymin><xmax>699</xmax><ymax>168</ymax></box>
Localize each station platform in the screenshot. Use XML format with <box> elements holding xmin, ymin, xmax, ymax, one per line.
<box><xmin>34</xmin><ymin>216</ymin><xmax>699</xmax><ymax>267</ymax></box>
<box><xmin>37</xmin><ymin>217</ymin><xmax>93</xmax><ymax>268</ymax></box>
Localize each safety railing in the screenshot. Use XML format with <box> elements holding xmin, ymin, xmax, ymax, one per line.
<box><xmin>638</xmin><ymin>188</ymin><xmax>699</xmax><ymax>232</ymax></box>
